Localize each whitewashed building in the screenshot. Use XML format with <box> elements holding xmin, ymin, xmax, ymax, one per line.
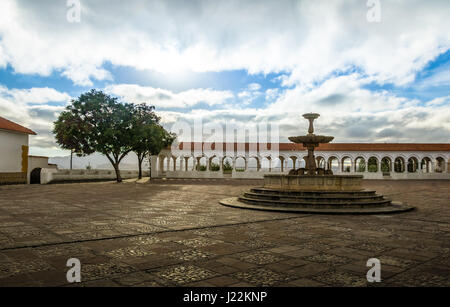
<box><xmin>152</xmin><ymin>142</ymin><xmax>450</xmax><ymax>180</ymax></box>
<box><xmin>0</xmin><ymin>116</ymin><xmax>36</xmax><ymax>184</ymax></box>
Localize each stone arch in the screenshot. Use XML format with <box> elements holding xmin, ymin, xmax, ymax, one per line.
<box><xmin>272</xmin><ymin>157</ymin><xmax>282</xmax><ymax>172</ymax></box>
<box><xmin>235</xmin><ymin>156</ymin><xmax>246</xmax><ymax>171</ymax></box>
<box><xmin>186</xmin><ymin>156</ymin><xmax>195</xmax><ymax>171</ymax></box>
<box><xmin>381</xmin><ymin>156</ymin><xmax>392</xmax><ymax>173</ymax></box>
<box><xmin>209</xmin><ymin>156</ymin><xmax>220</xmax><ymax>171</ymax></box>
<box><xmin>248</xmin><ymin>156</ymin><xmax>259</xmax><ymax>171</ymax></box>
<box><xmin>174</xmin><ymin>156</ymin><xmax>182</xmax><ymax>171</ymax></box>
<box><xmin>222</xmin><ymin>156</ymin><xmax>234</xmax><ymax>172</ymax></box>
<box><xmin>354</xmin><ymin>156</ymin><xmax>366</xmax><ymax>172</ymax></box>
<box><xmin>394</xmin><ymin>157</ymin><xmax>405</xmax><ymax>173</ymax></box>
<box><xmin>421</xmin><ymin>156</ymin><xmax>432</xmax><ymax>173</ymax></box>
<box><xmin>287</xmin><ymin>156</ymin><xmax>297</xmax><ymax>170</ymax></box>
<box><xmin>261</xmin><ymin>156</ymin><xmax>271</xmax><ymax>171</ymax></box>
<box><xmin>341</xmin><ymin>156</ymin><xmax>352</xmax><ymax>173</ymax></box>
<box><xmin>327</xmin><ymin>156</ymin><xmax>339</xmax><ymax>172</ymax></box>
<box><xmin>30</xmin><ymin>168</ymin><xmax>41</xmax><ymax>184</ymax></box>
<box><xmin>407</xmin><ymin>157</ymin><xmax>419</xmax><ymax>173</ymax></box>
<box><xmin>435</xmin><ymin>156</ymin><xmax>445</xmax><ymax>173</ymax></box>
<box><xmin>159</xmin><ymin>155</ymin><xmax>167</xmax><ymax>172</ymax></box>
<box><xmin>316</xmin><ymin>156</ymin><xmax>326</xmax><ymax>169</ymax></box>
<box><xmin>197</xmin><ymin>157</ymin><xmax>207</xmax><ymax>171</ymax></box>
<box><xmin>168</xmin><ymin>156</ymin><xmax>175</xmax><ymax>171</ymax></box>
<box><xmin>367</xmin><ymin>156</ymin><xmax>378</xmax><ymax>172</ymax></box>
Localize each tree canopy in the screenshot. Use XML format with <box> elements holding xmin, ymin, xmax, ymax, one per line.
<box><xmin>53</xmin><ymin>89</ymin><xmax>175</xmax><ymax>182</ymax></box>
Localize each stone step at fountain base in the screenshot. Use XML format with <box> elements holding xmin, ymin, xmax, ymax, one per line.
<box><xmin>242</xmin><ymin>193</ymin><xmax>388</xmax><ymax>206</ymax></box>
<box><xmin>220</xmin><ymin>187</ymin><xmax>414</xmax><ymax>214</ymax></box>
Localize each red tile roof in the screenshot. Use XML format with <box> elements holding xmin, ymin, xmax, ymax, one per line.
<box><xmin>174</xmin><ymin>142</ymin><xmax>450</xmax><ymax>152</ymax></box>
<box><xmin>0</xmin><ymin>116</ymin><xmax>36</xmax><ymax>135</ymax></box>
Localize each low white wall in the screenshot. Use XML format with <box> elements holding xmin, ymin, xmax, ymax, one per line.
<box><xmin>28</xmin><ymin>156</ymin><xmax>57</xmax><ymax>183</ymax></box>
<box><xmin>41</xmin><ymin>168</ymin><xmax>149</xmax><ymax>184</ymax></box>
<box><xmin>156</xmin><ymin>170</ymin><xmax>450</xmax><ymax>180</ymax></box>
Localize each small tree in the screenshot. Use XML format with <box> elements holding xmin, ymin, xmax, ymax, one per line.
<box><xmin>54</xmin><ymin>90</ymin><xmax>134</xmax><ymax>182</ymax></box>
<box><xmin>129</xmin><ymin>104</ymin><xmax>160</xmax><ymax>179</ymax></box>
<box><xmin>148</xmin><ymin>124</ymin><xmax>176</xmax><ymax>177</ymax></box>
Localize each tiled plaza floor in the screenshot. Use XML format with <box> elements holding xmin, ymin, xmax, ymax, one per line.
<box><xmin>0</xmin><ymin>179</ymin><xmax>449</xmax><ymax>286</ymax></box>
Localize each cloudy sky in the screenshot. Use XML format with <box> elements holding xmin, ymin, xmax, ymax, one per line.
<box><xmin>0</xmin><ymin>0</ymin><xmax>449</xmax><ymax>157</ymax></box>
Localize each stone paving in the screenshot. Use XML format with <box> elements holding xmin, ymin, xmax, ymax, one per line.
<box><xmin>0</xmin><ymin>179</ymin><xmax>449</xmax><ymax>287</ymax></box>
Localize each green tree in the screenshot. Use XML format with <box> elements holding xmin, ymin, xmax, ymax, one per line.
<box><xmin>53</xmin><ymin>90</ymin><xmax>134</xmax><ymax>182</ymax></box>
<box><xmin>130</xmin><ymin>104</ymin><xmax>158</xmax><ymax>179</ymax></box>
<box><xmin>145</xmin><ymin>124</ymin><xmax>176</xmax><ymax>179</ymax></box>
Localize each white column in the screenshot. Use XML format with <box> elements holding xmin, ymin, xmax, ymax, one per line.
<box><xmin>150</xmin><ymin>155</ymin><xmax>158</xmax><ymax>178</ymax></box>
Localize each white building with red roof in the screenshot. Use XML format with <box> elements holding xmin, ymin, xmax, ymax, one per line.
<box><xmin>0</xmin><ymin>116</ymin><xmax>37</xmax><ymax>184</ymax></box>
<box><xmin>0</xmin><ymin>116</ymin><xmax>56</xmax><ymax>184</ymax></box>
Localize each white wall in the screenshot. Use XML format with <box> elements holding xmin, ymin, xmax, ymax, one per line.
<box><xmin>0</xmin><ymin>129</ymin><xmax>28</xmax><ymax>172</ymax></box>
<box><xmin>28</xmin><ymin>156</ymin><xmax>58</xmax><ymax>183</ymax></box>
<box><xmin>41</xmin><ymin>169</ymin><xmax>149</xmax><ymax>184</ymax></box>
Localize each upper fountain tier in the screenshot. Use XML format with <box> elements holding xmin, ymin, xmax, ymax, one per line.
<box><xmin>288</xmin><ymin>113</ymin><xmax>334</xmax><ymax>145</ymax></box>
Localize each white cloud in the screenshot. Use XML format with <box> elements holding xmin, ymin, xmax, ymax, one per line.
<box><xmin>0</xmin><ymin>0</ymin><xmax>449</xmax><ymax>86</ymax></box>
<box><xmin>247</xmin><ymin>83</ymin><xmax>261</xmax><ymax>91</ymax></box>
<box><xmin>106</xmin><ymin>84</ymin><xmax>234</xmax><ymax>108</ymax></box>
<box><xmin>0</xmin><ymin>86</ymin><xmax>70</xmax><ymax>155</ymax></box>
<box><xmin>0</xmin><ymin>86</ymin><xmax>71</xmax><ymax>105</ymax></box>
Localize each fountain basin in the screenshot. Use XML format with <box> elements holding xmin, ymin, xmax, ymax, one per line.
<box><xmin>288</xmin><ymin>135</ymin><xmax>334</xmax><ymax>144</ymax></box>
<box><xmin>264</xmin><ymin>174</ymin><xmax>363</xmax><ymax>191</ymax></box>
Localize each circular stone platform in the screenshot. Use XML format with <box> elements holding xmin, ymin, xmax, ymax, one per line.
<box><xmin>219</xmin><ymin>185</ymin><xmax>415</xmax><ymax>215</ymax></box>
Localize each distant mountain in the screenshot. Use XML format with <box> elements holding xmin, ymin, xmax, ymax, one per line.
<box><xmin>49</xmin><ymin>152</ymin><xmax>148</xmax><ymax>170</ymax></box>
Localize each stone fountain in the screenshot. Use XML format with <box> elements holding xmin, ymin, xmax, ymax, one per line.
<box><xmin>220</xmin><ymin>113</ymin><xmax>414</xmax><ymax>214</ymax></box>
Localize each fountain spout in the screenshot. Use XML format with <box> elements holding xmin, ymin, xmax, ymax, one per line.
<box><xmin>303</xmin><ymin>113</ymin><xmax>320</xmax><ymax>134</ymax></box>
<box><xmin>288</xmin><ymin>113</ymin><xmax>334</xmax><ymax>175</ymax></box>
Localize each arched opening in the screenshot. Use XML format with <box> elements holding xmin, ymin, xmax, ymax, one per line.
<box><xmin>271</xmin><ymin>157</ymin><xmax>282</xmax><ymax>172</ymax></box>
<box><xmin>30</xmin><ymin>168</ymin><xmax>41</xmax><ymax>184</ymax></box>
<box><xmin>248</xmin><ymin>157</ymin><xmax>259</xmax><ymax>171</ymax></box>
<box><xmin>341</xmin><ymin>157</ymin><xmax>352</xmax><ymax>172</ymax></box>
<box><xmin>316</xmin><ymin>156</ymin><xmax>326</xmax><ymax>169</ymax></box>
<box><xmin>209</xmin><ymin>156</ymin><xmax>220</xmax><ymax>171</ymax></box>
<box><xmin>435</xmin><ymin>157</ymin><xmax>445</xmax><ymax>173</ymax></box>
<box><xmin>328</xmin><ymin>157</ymin><xmax>339</xmax><ymax>173</ymax></box>
<box><xmin>381</xmin><ymin>157</ymin><xmax>392</xmax><ymax>173</ymax></box>
<box><xmin>298</xmin><ymin>157</ymin><xmax>306</xmax><ymax>168</ymax></box>
<box><xmin>354</xmin><ymin>157</ymin><xmax>366</xmax><ymax>172</ymax></box>
<box><xmin>168</xmin><ymin>156</ymin><xmax>175</xmax><ymax>171</ymax></box>
<box><xmin>186</xmin><ymin>157</ymin><xmax>195</xmax><ymax>171</ymax></box>
<box><xmin>197</xmin><ymin>157</ymin><xmax>207</xmax><ymax>171</ymax></box>
<box><xmin>261</xmin><ymin>157</ymin><xmax>271</xmax><ymax>171</ymax></box>
<box><xmin>421</xmin><ymin>157</ymin><xmax>432</xmax><ymax>173</ymax></box>
<box><xmin>174</xmin><ymin>157</ymin><xmax>183</xmax><ymax>171</ymax></box>
<box><xmin>235</xmin><ymin>157</ymin><xmax>246</xmax><ymax>172</ymax></box>
<box><xmin>286</xmin><ymin>156</ymin><xmax>295</xmax><ymax>170</ymax></box>
<box><xmin>222</xmin><ymin>156</ymin><xmax>233</xmax><ymax>173</ymax></box>
<box><xmin>367</xmin><ymin>157</ymin><xmax>378</xmax><ymax>172</ymax></box>
<box><xmin>394</xmin><ymin>157</ymin><xmax>405</xmax><ymax>173</ymax></box>
<box><xmin>407</xmin><ymin>157</ymin><xmax>418</xmax><ymax>173</ymax></box>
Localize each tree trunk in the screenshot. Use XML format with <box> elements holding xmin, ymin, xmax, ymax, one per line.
<box><xmin>113</xmin><ymin>163</ymin><xmax>122</xmax><ymax>182</ymax></box>
<box><xmin>138</xmin><ymin>157</ymin><xmax>143</xmax><ymax>179</ymax></box>
<box><xmin>148</xmin><ymin>156</ymin><xmax>152</xmax><ymax>180</ymax></box>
